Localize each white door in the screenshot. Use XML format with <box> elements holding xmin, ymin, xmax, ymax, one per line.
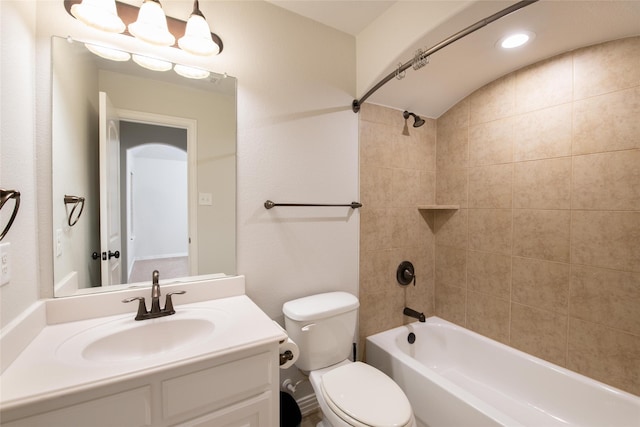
<box><xmin>99</xmin><ymin>92</ymin><xmax>122</xmax><ymax>286</ymax></box>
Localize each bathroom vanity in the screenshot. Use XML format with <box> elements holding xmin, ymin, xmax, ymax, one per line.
<box><xmin>0</xmin><ymin>276</ymin><xmax>285</xmax><ymax>427</ymax></box>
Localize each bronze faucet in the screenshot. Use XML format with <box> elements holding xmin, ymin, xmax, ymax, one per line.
<box><xmin>122</xmin><ymin>270</ymin><xmax>186</xmax><ymax>320</ymax></box>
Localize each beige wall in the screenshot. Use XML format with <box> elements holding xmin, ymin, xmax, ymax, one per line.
<box><xmin>358</xmin><ymin>103</ymin><xmax>437</xmax><ymax>349</ymax></box>
<box><xmin>433</xmin><ymin>36</ymin><xmax>639</xmax><ymax>395</ymax></box>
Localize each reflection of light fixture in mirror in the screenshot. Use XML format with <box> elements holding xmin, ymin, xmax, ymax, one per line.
<box><xmin>132</xmin><ymin>54</ymin><xmax>172</xmax><ymax>71</ymax></box>
<box><xmin>498</xmin><ymin>31</ymin><xmax>535</xmax><ymax>49</ymax></box>
<box><xmin>128</xmin><ymin>0</ymin><xmax>175</xmax><ymax>47</ymax></box>
<box><xmin>178</xmin><ymin>0</ymin><xmax>219</xmax><ymax>56</ymax></box>
<box><xmin>174</xmin><ymin>64</ymin><xmax>210</xmax><ymax>80</ymax></box>
<box><xmin>70</xmin><ymin>0</ymin><xmax>125</xmax><ymax>33</ymax></box>
<box><xmin>85</xmin><ymin>43</ymin><xmax>131</xmax><ymax>61</ymax></box>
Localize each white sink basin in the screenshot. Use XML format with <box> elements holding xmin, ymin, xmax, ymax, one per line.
<box><xmin>56</xmin><ymin>307</ymin><xmax>230</xmax><ymax>365</ymax></box>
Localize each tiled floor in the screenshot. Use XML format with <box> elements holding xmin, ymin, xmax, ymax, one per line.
<box><xmin>300</xmin><ymin>410</ymin><xmax>322</xmax><ymax>427</ymax></box>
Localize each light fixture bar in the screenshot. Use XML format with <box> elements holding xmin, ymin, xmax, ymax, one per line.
<box><xmin>63</xmin><ymin>0</ymin><xmax>223</xmax><ymax>53</ymax></box>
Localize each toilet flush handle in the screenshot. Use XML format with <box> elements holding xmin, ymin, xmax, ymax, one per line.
<box><xmin>301</xmin><ymin>323</ymin><xmax>316</xmax><ymax>332</ymax></box>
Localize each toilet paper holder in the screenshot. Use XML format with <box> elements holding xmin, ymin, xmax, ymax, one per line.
<box><xmin>280</xmin><ymin>350</ymin><xmax>295</xmax><ymax>366</ymax></box>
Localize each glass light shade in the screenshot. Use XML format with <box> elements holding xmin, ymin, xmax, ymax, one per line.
<box><xmin>128</xmin><ymin>0</ymin><xmax>175</xmax><ymax>47</ymax></box>
<box><xmin>178</xmin><ymin>14</ymin><xmax>219</xmax><ymax>56</ymax></box>
<box><xmin>132</xmin><ymin>54</ymin><xmax>172</xmax><ymax>71</ymax></box>
<box><xmin>174</xmin><ymin>64</ymin><xmax>210</xmax><ymax>80</ymax></box>
<box><xmin>71</xmin><ymin>0</ymin><xmax>125</xmax><ymax>33</ymax></box>
<box><xmin>85</xmin><ymin>43</ymin><xmax>131</xmax><ymax>62</ymax></box>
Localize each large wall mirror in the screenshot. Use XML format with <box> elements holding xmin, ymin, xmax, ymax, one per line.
<box><xmin>51</xmin><ymin>36</ymin><xmax>236</xmax><ymax>297</ymax></box>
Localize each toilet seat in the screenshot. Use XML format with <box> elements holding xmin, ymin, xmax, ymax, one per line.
<box><xmin>320</xmin><ymin>362</ymin><xmax>413</xmax><ymax>427</ymax></box>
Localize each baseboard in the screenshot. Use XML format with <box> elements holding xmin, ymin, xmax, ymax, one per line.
<box><xmin>296</xmin><ymin>393</ymin><xmax>319</xmax><ymax>417</ymax></box>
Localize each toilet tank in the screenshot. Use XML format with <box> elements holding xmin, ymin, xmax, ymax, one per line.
<box><xmin>283</xmin><ymin>292</ymin><xmax>359</xmax><ymax>372</ymax></box>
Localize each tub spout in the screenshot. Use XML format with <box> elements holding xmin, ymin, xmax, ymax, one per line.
<box><xmin>403</xmin><ymin>307</ymin><xmax>426</xmax><ymax>322</ymax></box>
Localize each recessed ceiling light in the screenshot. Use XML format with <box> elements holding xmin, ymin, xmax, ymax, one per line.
<box><xmin>498</xmin><ymin>31</ymin><xmax>535</xmax><ymax>49</ymax></box>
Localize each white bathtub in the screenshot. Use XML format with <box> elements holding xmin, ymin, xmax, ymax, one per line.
<box><xmin>366</xmin><ymin>317</ymin><xmax>640</xmax><ymax>427</ymax></box>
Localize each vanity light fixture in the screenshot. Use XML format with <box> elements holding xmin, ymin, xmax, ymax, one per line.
<box><xmin>128</xmin><ymin>0</ymin><xmax>175</xmax><ymax>47</ymax></box>
<box><xmin>174</xmin><ymin>63</ymin><xmax>210</xmax><ymax>79</ymax></box>
<box><xmin>498</xmin><ymin>31</ymin><xmax>535</xmax><ymax>49</ymax></box>
<box><xmin>132</xmin><ymin>53</ymin><xmax>173</xmax><ymax>71</ymax></box>
<box><xmin>70</xmin><ymin>0</ymin><xmax>125</xmax><ymax>33</ymax></box>
<box><xmin>85</xmin><ymin>43</ymin><xmax>131</xmax><ymax>61</ymax></box>
<box><xmin>64</xmin><ymin>0</ymin><xmax>224</xmax><ymax>55</ymax></box>
<box><xmin>178</xmin><ymin>0</ymin><xmax>220</xmax><ymax>56</ymax></box>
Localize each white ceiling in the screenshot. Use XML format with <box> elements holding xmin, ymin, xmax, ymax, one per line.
<box><xmin>268</xmin><ymin>0</ymin><xmax>640</xmax><ymax>118</ymax></box>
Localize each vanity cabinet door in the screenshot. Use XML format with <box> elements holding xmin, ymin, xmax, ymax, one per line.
<box><xmin>2</xmin><ymin>386</ymin><xmax>152</xmax><ymax>427</ymax></box>
<box><xmin>173</xmin><ymin>391</ymin><xmax>272</xmax><ymax>427</ymax></box>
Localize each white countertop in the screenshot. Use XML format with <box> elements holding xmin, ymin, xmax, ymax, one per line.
<box><xmin>1</xmin><ymin>294</ymin><xmax>286</xmax><ymax>411</ymax></box>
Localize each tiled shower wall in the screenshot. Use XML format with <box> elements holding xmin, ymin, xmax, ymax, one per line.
<box><xmin>434</xmin><ymin>36</ymin><xmax>639</xmax><ymax>395</ymax></box>
<box><xmin>358</xmin><ymin>103</ymin><xmax>437</xmax><ymax>349</ymax></box>
<box><xmin>359</xmin><ymin>36</ymin><xmax>639</xmax><ymax>396</ymax></box>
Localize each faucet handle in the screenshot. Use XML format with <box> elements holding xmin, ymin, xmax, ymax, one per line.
<box><xmin>164</xmin><ymin>291</ymin><xmax>186</xmax><ymax>315</ymax></box>
<box><xmin>122</xmin><ymin>296</ymin><xmax>148</xmax><ymax>321</ymax></box>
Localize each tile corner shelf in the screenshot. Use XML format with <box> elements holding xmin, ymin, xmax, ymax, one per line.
<box><xmin>417</xmin><ymin>205</ymin><xmax>460</xmax><ymax>210</ymax></box>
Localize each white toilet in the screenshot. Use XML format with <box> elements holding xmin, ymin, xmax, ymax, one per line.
<box><xmin>283</xmin><ymin>292</ymin><xmax>416</xmax><ymax>427</ymax></box>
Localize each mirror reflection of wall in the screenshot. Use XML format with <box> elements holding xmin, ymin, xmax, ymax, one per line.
<box><xmin>51</xmin><ymin>36</ymin><xmax>237</xmax><ymax>297</ymax></box>
<box><xmin>120</xmin><ymin>122</ymin><xmax>188</xmax><ymax>284</ymax></box>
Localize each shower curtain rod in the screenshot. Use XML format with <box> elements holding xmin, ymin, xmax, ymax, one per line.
<box><xmin>352</xmin><ymin>0</ymin><xmax>539</xmax><ymax>113</ymax></box>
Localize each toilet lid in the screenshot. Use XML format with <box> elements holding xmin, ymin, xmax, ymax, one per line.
<box><xmin>321</xmin><ymin>362</ymin><xmax>412</xmax><ymax>427</ymax></box>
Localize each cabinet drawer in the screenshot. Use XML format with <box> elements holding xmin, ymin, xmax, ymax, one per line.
<box><xmin>3</xmin><ymin>386</ymin><xmax>151</xmax><ymax>427</ymax></box>
<box><xmin>162</xmin><ymin>351</ymin><xmax>273</xmax><ymax>419</ymax></box>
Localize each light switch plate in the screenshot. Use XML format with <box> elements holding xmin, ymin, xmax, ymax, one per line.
<box><xmin>0</xmin><ymin>242</ymin><xmax>10</xmax><ymax>286</ymax></box>
<box><xmin>198</xmin><ymin>192</ymin><xmax>213</xmax><ymax>206</ymax></box>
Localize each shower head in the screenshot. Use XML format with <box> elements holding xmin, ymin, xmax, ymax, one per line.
<box><xmin>403</xmin><ymin>111</ymin><xmax>425</xmax><ymax>128</ymax></box>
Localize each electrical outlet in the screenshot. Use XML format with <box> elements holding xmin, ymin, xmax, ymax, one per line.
<box><xmin>0</xmin><ymin>242</ymin><xmax>10</xmax><ymax>286</ymax></box>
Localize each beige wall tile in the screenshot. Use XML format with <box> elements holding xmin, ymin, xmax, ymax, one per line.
<box><xmin>468</xmin><ymin>164</ymin><xmax>513</xmax><ymax>209</ymax></box>
<box><xmin>438</xmin><ymin>98</ymin><xmax>469</xmax><ymax>131</ymax></box>
<box><xmin>394</xmin><ymin>121</ymin><xmax>437</xmax><ymax>171</ymax></box>
<box><xmin>435</xmin><ymin>282</ymin><xmax>466</xmax><ymax>326</ymax></box>
<box><xmin>435</xmin><ymin>209</ymin><xmax>468</xmax><ymax>249</ymax></box>
<box><xmin>512</xmin><ymin>257</ymin><xmax>570</xmax><ymax>314</ymax></box>
<box><xmin>469</xmin><ymin>117</ymin><xmax>513</xmax><ymax>166</ymax></box>
<box><xmin>360</xmin><ymin>164</ymin><xmax>393</xmax><ymax>209</ymax></box>
<box><xmin>359</xmin><ymin>287</ymin><xmax>405</xmax><ymax>342</ymax></box>
<box><xmin>516</xmin><ymin>52</ymin><xmax>573</xmax><ymax>114</ymax></box>
<box><xmin>513</xmin><ymin>158</ymin><xmax>571</xmax><ymax>210</ymax></box>
<box><xmin>513</xmin><ymin>209</ymin><xmax>571</xmax><ymax>262</ymax></box>
<box><xmin>467</xmin><ymin>291</ymin><xmax>510</xmax><ymax>344</ymax></box>
<box><xmin>360</xmin><ymin>249</ymin><xmax>399</xmax><ymax>295</ymax></box>
<box><xmin>469</xmin><ymin>74</ymin><xmax>516</xmax><ymax>125</ymax></box>
<box><xmin>360</xmin><ymin>207</ymin><xmax>393</xmax><ymax>252</ymax></box>
<box><xmin>571</xmin><ymin>210</ymin><xmax>640</xmax><ymax>272</ymax></box>
<box><xmin>513</xmin><ymin>103</ymin><xmax>572</xmax><ymax>161</ymax></box>
<box><xmin>467</xmin><ymin>250</ymin><xmax>511</xmax><ymax>299</ymax></box>
<box><xmin>510</xmin><ymin>303</ymin><xmax>568</xmax><ymax>366</ymax></box>
<box><xmin>420</xmin><ymin>170</ymin><xmax>436</xmax><ymax>206</ymax></box>
<box><xmin>570</xmin><ymin>265</ymin><xmax>640</xmax><ymax>336</ymax></box>
<box><xmin>572</xmin><ymin>149</ymin><xmax>640</xmax><ymax>211</ymax></box>
<box><xmin>468</xmin><ymin>209</ymin><xmax>512</xmax><ymax>255</ymax></box>
<box><xmin>360</xmin><ymin>121</ymin><xmax>395</xmax><ymax>167</ymax></box>
<box><xmin>360</xmin><ymin>103</ymin><xmax>402</xmax><ymax>126</ymax></box>
<box><xmin>573</xmin><ymin>87</ymin><xmax>640</xmax><ymax>155</ymax></box>
<box><xmin>436</xmin><ymin>127</ymin><xmax>468</xmax><ymax>170</ymax></box>
<box><xmin>436</xmin><ymin>168</ymin><xmax>468</xmax><ymax>207</ymax></box>
<box><xmin>392</xmin><ymin>208</ymin><xmax>430</xmax><ymax>249</ymax></box>
<box><xmin>567</xmin><ymin>318</ymin><xmax>640</xmax><ymax>396</ymax></box>
<box><xmin>435</xmin><ymin>245</ymin><xmax>467</xmax><ymax>289</ymax></box>
<box><xmin>392</xmin><ymin>168</ymin><xmax>423</xmax><ymax>207</ymax></box>
<box><xmin>574</xmin><ymin>37</ymin><xmax>640</xmax><ymax>100</ymax></box>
